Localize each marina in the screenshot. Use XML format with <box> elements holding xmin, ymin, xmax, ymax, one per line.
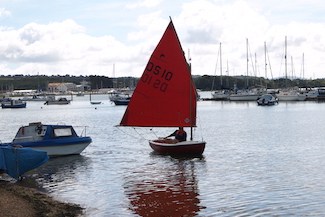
<box><xmin>1</xmin><ymin>93</ymin><xmax>325</xmax><ymax>216</ymax></box>
<box><xmin>1</xmin><ymin>1</ymin><xmax>325</xmax><ymax>216</ymax></box>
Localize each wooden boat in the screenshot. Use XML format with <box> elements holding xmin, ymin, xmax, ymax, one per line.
<box><xmin>0</xmin><ymin>145</ymin><xmax>48</xmax><ymax>179</ymax></box>
<box><xmin>119</xmin><ymin>18</ymin><xmax>206</xmax><ymax>156</ymax></box>
<box><xmin>1</xmin><ymin>99</ymin><xmax>26</xmax><ymax>108</ymax></box>
<box><xmin>2</xmin><ymin>122</ymin><xmax>92</xmax><ymax>156</ymax></box>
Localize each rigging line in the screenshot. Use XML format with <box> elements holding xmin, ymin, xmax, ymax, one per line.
<box><xmin>248</xmin><ymin>43</ymin><xmax>256</xmax><ymax>77</ymax></box>
<box><xmin>266</xmin><ymin>46</ymin><xmax>274</xmax><ymax>79</ymax></box>
<box><xmin>116</xmin><ymin>126</ymin><xmax>143</xmax><ymax>140</ymax></box>
<box><xmin>149</xmin><ymin>128</ymin><xmax>159</xmax><ymax>138</ymax></box>
<box><xmin>133</xmin><ymin>127</ymin><xmax>148</xmax><ymax>140</ymax></box>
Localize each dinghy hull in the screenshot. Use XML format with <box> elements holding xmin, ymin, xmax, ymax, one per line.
<box><xmin>149</xmin><ymin>140</ymin><xmax>205</xmax><ymax>156</ymax></box>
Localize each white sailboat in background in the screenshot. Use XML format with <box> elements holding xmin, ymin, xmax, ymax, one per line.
<box><xmin>276</xmin><ymin>36</ymin><xmax>306</xmax><ymax>101</ymax></box>
<box><xmin>229</xmin><ymin>38</ymin><xmax>261</xmax><ymax>101</ymax></box>
<box><xmin>211</xmin><ymin>42</ymin><xmax>230</xmax><ymax>100</ymax></box>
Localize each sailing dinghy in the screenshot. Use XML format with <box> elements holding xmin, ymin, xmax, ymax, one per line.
<box><xmin>119</xmin><ymin>19</ymin><xmax>206</xmax><ymax>156</ymax></box>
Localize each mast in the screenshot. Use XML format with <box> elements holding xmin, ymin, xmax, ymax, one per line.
<box><xmin>285</xmin><ymin>36</ymin><xmax>287</xmax><ymax>88</ymax></box>
<box><xmin>220</xmin><ymin>42</ymin><xmax>223</xmax><ymax>89</ymax></box>
<box><xmin>112</xmin><ymin>63</ymin><xmax>117</xmax><ymax>89</ymax></box>
<box><xmin>246</xmin><ymin>38</ymin><xmax>249</xmax><ymax>88</ymax></box>
<box><xmin>264</xmin><ymin>42</ymin><xmax>267</xmax><ymax>79</ymax></box>
<box><xmin>302</xmin><ymin>53</ymin><xmax>305</xmax><ymax>79</ymax></box>
<box><xmin>291</xmin><ymin>56</ymin><xmax>294</xmax><ymax>79</ymax></box>
<box><xmin>226</xmin><ymin>59</ymin><xmax>229</xmax><ymax>88</ymax></box>
<box><xmin>188</xmin><ymin>48</ymin><xmax>193</xmax><ymax>141</ymax></box>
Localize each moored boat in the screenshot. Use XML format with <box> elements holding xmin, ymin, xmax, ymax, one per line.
<box><xmin>257</xmin><ymin>94</ymin><xmax>279</xmax><ymax>106</ymax></box>
<box><xmin>3</xmin><ymin>122</ymin><xmax>92</xmax><ymax>156</ymax></box>
<box><xmin>305</xmin><ymin>89</ymin><xmax>318</xmax><ymax>101</ymax></box>
<box><xmin>211</xmin><ymin>90</ymin><xmax>230</xmax><ymax>100</ymax></box>
<box><xmin>1</xmin><ymin>99</ymin><xmax>26</xmax><ymax>109</ymax></box>
<box><xmin>276</xmin><ymin>90</ymin><xmax>306</xmax><ymax>101</ymax></box>
<box><xmin>229</xmin><ymin>90</ymin><xmax>261</xmax><ymax>101</ymax></box>
<box><xmin>317</xmin><ymin>88</ymin><xmax>325</xmax><ymax>101</ymax></box>
<box><xmin>112</xmin><ymin>97</ymin><xmax>131</xmax><ymax>105</ymax></box>
<box><xmin>21</xmin><ymin>94</ymin><xmax>50</xmax><ymax>101</ymax></box>
<box><xmin>44</xmin><ymin>96</ymin><xmax>71</xmax><ymax>105</ymax></box>
<box><xmin>110</xmin><ymin>92</ymin><xmax>131</xmax><ymax>105</ymax></box>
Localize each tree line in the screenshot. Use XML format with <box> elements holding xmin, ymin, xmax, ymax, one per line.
<box><xmin>0</xmin><ymin>74</ymin><xmax>324</xmax><ymax>93</ymax></box>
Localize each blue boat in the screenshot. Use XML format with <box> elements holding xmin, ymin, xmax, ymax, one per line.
<box><xmin>0</xmin><ymin>145</ymin><xmax>48</xmax><ymax>179</ymax></box>
<box><xmin>1</xmin><ymin>99</ymin><xmax>26</xmax><ymax>109</ymax></box>
<box><xmin>112</xmin><ymin>97</ymin><xmax>130</xmax><ymax>105</ymax></box>
<box><xmin>3</xmin><ymin>122</ymin><xmax>92</xmax><ymax>156</ymax></box>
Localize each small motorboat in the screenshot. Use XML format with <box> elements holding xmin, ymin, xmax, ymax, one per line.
<box><xmin>0</xmin><ymin>145</ymin><xmax>48</xmax><ymax>179</ymax></box>
<box><xmin>1</xmin><ymin>99</ymin><xmax>26</xmax><ymax>109</ymax></box>
<box><xmin>3</xmin><ymin>122</ymin><xmax>92</xmax><ymax>156</ymax></box>
<box><xmin>112</xmin><ymin>97</ymin><xmax>131</xmax><ymax>105</ymax></box>
<box><xmin>257</xmin><ymin>94</ymin><xmax>279</xmax><ymax>106</ymax></box>
<box><xmin>44</xmin><ymin>97</ymin><xmax>71</xmax><ymax>105</ymax></box>
<box><xmin>109</xmin><ymin>92</ymin><xmax>131</xmax><ymax>105</ymax></box>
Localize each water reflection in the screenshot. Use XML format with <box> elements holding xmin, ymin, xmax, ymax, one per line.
<box><xmin>124</xmin><ymin>155</ymin><xmax>206</xmax><ymax>216</ymax></box>
<box><xmin>30</xmin><ymin>155</ymin><xmax>91</xmax><ymax>191</ymax></box>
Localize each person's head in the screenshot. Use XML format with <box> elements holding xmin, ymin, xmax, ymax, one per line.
<box><xmin>179</xmin><ymin>127</ymin><xmax>184</xmax><ymax>131</ymax></box>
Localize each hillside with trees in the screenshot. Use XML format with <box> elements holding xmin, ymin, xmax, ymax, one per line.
<box><xmin>0</xmin><ymin>74</ymin><xmax>325</xmax><ymax>93</ymax></box>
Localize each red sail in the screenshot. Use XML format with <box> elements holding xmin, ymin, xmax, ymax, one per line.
<box><xmin>120</xmin><ymin>20</ymin><xmax>197</xmax><ymax>127</ymax></box>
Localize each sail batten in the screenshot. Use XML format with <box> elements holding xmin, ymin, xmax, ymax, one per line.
<box><xmin>120</xmin><ymin>20</ymin><xmax>197</xmax><ymax>128</ymax></box>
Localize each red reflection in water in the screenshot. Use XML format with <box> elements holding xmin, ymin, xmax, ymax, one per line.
<box><xmin>124</xmin><ymin>160</ymin><xmax>205</xmax><ymax>216</ymax></box>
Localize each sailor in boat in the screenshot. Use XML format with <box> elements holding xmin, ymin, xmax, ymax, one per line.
<box><xmin>163</xmin><ymin>127</ymin><xmax>187</xmax><ymax>143</ymax></box>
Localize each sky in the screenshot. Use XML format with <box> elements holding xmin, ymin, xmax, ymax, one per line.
<box><xmin>0</xmin><ymin>0</ymin><xmax>325</xmax><ymax>79</ymax></box>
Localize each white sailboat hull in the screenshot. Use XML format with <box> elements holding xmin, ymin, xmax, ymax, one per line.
<box><xmin>276</xmin><ymin>92</ymin><xmax>306</xmax><ymax>101</ymax></box>
<box><xmin>229</xmin><ymin>94</ymin><xmax>260</xmax><ymax>101</ymax></box>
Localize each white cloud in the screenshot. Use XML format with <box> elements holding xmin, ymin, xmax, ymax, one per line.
<box><xmin>0</xmin><ymin>0</ymin><xmax>325</xmax><ymax>79</ymax></box>
<box><xmin>0</xmin><ymin>8</ymin><xmax>11</xmax><ymax>17</ymax></box>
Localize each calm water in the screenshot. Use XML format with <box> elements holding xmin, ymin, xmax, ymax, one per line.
<box><xmin>2</xmin><ymin>93</ymin><xmax>325</xmax><ymax>216</ymax></box>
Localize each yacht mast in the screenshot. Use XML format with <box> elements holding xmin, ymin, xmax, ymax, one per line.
<box><xmin>285</xmin><ymin>36</ymin><xmax>287</xmax><ymax>88</ymax></box>
<box><xmin>220</xmin><ymin>42</ymin><xmax>223</xmax><ymax>88</ymax></box>
<box><xmin>246</xmin><ymin>38</ymin><xmax>249</xmax><ymax>88</ymax></box>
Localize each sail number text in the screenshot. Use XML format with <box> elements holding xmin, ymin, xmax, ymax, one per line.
<box><xmin>141</xmin><ymin>61</ymin><xmax>173</xmax><ymax>92</ymax></box>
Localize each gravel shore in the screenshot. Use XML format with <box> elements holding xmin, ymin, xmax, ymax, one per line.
<box><xmin>0</xmin><ymin>178</ymin><xmax>83</xmax><ymax>217</ymax></box>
